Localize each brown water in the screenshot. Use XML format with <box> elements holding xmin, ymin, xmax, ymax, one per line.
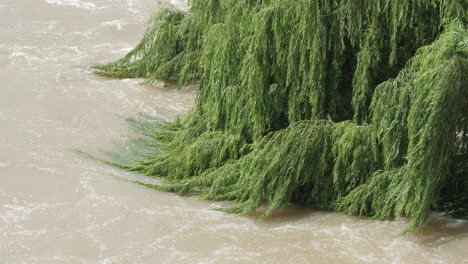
<box><xmin>0</xmin><ymin>0</ymin><xmax>467</xmax><ymax>263</ymax></box>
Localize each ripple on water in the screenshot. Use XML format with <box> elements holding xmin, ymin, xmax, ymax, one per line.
<box><xmin>101</xmin><ymin>20</ymin><xmax>125</xmax><ymax>31</ymax></box>
<box><xmin>1</xmin><ymin>202</ymin><xmax>57</xmax><ymax>227</ymax></box>
<box><xmin>44</xmin><ymin>0</ymin><xmax>99</xmax><ymax>10</ymax></box>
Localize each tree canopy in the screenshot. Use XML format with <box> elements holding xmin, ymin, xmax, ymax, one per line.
<box><xmin>94</xmin><ymin>0</ymin><xmax>468</xmax><ymax>231</ymax></box>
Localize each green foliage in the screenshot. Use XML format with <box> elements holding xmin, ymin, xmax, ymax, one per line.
<box><xmin>94</xmin><ymin>0</ymin><xmax>468</xmax><ymax>231</ymax></box>
<box><xmin>93</xmin><ymin>8</ymin><xmax>202</xmax><ymax>85</ymax></box>
<box><xmin>343</xmin><ymin>22</ymin><xmax>468</xmax><ymax>230</ymax></box>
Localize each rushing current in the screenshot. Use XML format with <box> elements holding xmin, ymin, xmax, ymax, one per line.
<box><xmin>0</xmin><ymin>0</ymin><xmax>467</xmax><ymax>263</ymax></box>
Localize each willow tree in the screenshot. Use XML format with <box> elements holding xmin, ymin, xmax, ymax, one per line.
<box><xmin>94</xmin><ymin>0</ymin><xmax>468</xmax><ymax>231</ymax></box>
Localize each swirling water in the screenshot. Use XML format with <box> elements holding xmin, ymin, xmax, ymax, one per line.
<box><xmin>0</xmin><ymin>1</ymin><xmax>467</xmax><ymax>263</ymax></box>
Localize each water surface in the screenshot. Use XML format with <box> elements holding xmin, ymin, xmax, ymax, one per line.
<box><xmin>0</xmin><ymin>0</ymin><xmax>467</xmax><ymax>263</ymax></box>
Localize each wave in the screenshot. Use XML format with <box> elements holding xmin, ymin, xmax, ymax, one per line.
<box><xmin>44</xmin><ymin>0</ymin><xmax>99</xmax><ymax>10</ymax></box>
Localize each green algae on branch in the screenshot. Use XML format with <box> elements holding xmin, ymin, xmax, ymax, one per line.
<box><xmin>93</xmin><ymin>0</ymin><xmax>468</xmax><ymax>231</ymax></box>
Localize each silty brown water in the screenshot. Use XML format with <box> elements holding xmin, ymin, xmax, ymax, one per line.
<box><xmin>0</xmin><ymin>0</ymin><xmax>467</xmax><ymax>263</ymax></box>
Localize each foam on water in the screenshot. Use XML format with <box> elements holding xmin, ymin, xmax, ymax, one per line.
<box><xmin>101</xmin><ymin>20</ymin><xmax>125</xmax><ymax>31</ymax></box>
<box><xmin>0</xmin><ymin>0</ymin><xmax>467</xmax><ymax>263</ymax></box>
<box><xmin>44</xmin><ymin>0</ymin><xmax>98</xmax><ymax>10</ymax></box>
<box><xmin>169</xmin><ymin>0</ymin><xmax>188</xmax><ymax>11</ymax></box>
<box><xmin>126</xmin><ymin>0</ymin><xmax>142</xmax><ymax>13</ymax></box>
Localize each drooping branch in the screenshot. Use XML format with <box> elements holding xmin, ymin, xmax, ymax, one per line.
<box><xmin>93</xmin><ymin>0</ymin><xmax>468</xmax><ymax>231</ymax></box>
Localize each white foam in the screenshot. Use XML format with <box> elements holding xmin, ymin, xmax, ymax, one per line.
<box><xmin>47</xmin><ymin>22</ymin><xmax>57</xmax><ymax>31</ymax></box>
<box><xmin>169</xmin><ymin>0</ymin><xmax>188</xmax><ymax>11</ymax></box>
<box><xmin>126</xmin><ymin>0</ymin><xmax>141</xmax><ymax>13</ymax></box>
<box><xmin>44</xmin><ymin>0</ymin><xmax>98</xmax><ymax>10</ymax></box>
<box><xmin>102</xmin><ymin>20</ymin><xmax>125</xmax><ymax>31</ymax></box>
<box><xmin>9</xmin><ymin>47</ymin><xmax>41</xmax><ymax>64</ymax></box>
<box><xmin>2</xmin><ymin>204</ymin><xmax>34</xmax><ymax>224</ymax></box>
<box><xmin>12</xmin><ymin>229</ymin><xmax>48</xmax><ymax>236</ymax></box>
<box><xmin>27</xmin><ymin>164</ymin><xmax>62</xmax><ymax>174</ymax></box>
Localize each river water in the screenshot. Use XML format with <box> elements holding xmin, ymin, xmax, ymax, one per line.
<box><xmin>0</xmin><ymin>0</ymin><xmax>467</xmax><ymax>263</ymax></box>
